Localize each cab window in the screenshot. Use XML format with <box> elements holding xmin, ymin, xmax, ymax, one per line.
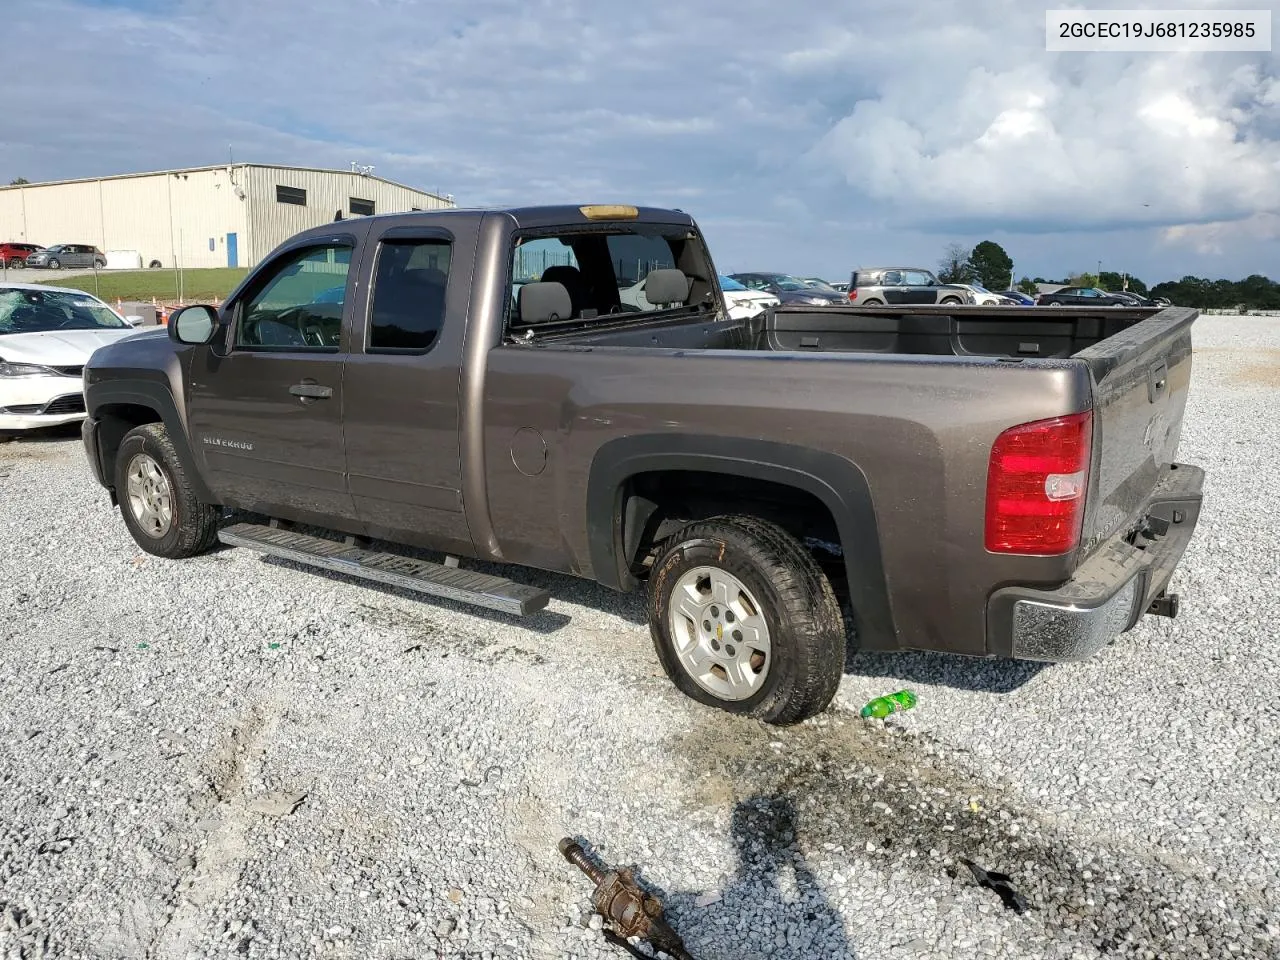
<box><xmin>236</xmin><ymin>245</ymin><xmax>350</xmax><ymax>350</ymax></box>
<box><xmin>367</xmin><ymin>239</ymin><xmax>452</xmax><ymax>353</ymax></box>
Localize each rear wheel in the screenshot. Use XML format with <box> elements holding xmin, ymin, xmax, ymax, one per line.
<box><xmin>114</xmin><ymin>423</ymin><xmax>219</xmax><ymax>559</ymax></box>
<box><xmin>941</xmin><ymin>296</ymin><xmax>962</xmax><ymax>305</ymax></box>
<box><xmin>647</xmin><ymin>516</ymin><xmax>845</xmax><ymax>725</ymax></box>
<box><xmin>860</xmin><ymin>298</ymin><xmax>884</xmax><ymax>305</ymax></box>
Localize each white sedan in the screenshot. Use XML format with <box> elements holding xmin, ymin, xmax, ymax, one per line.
<box><xmin>718</xmin><ymin>275</ymin><xmax>780</xmax><ymax>320</ymax></box>
<box><xmin>955</xmin><ymin>283</ymin><xmax>1018</xmax><ymax>306</ymax></box>
<box><xmin>0</xmin><ymin>283</ymin><xmax>145</xmax><ymax>432</ymax></box>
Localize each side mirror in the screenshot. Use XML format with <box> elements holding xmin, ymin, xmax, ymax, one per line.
<box><xmin>168</xmin><ymin>304</ymin><xmax>220</xmax><ymax>345</ymax></box>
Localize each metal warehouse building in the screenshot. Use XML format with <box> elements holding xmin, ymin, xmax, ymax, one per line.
<box><xmin>0</xmin><ymin>164</ymin><xmax>454</xmax><ymax>270</ymax></box>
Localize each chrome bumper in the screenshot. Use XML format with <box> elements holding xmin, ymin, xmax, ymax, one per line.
<box><xmin>987</xmin><ymin>463</ymin><xmax>1204</xmax><ymax>662</ymax></box>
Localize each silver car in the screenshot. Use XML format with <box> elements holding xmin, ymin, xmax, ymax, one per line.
<box><xmin>848</xmin><ymin>267</ymin><xmax>975</xmax><ymax>306</ymax></box>
<box><xmin>23</xmin><ymin>244</ymin><xmax>107</xmax><ymax>270</ymax></box>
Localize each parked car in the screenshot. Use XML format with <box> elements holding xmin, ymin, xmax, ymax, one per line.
<box><xmin>1036</xmin><ymin>286</ymin><xmax>1139</xmax><ymax>307</ymax></box>
<box><xmin>729</xmin><ymin>272</ymin><xmax>846</xmax><ymax>306</ymax></box>
<box><xmin>1103</xmin><ymin>290</ymin><xmax>1158</xmax><ymax>307</ymax></box>
<box><xmin>81</xmin><ymin>204</ymin><xmax>1204</xmax><ymax>726</ymax></box>
<box><xmin>23</xmin><ymin>244</ymin><xmax>107</xmax><ymax>270</ymax></box>
<box><xmin>0</xmin><ymin>283</ymin><xmax>144</xmax><ymax>432</ymax></box>
<box><xmin>717</xmin><ymin>274</ymin><xmax>780</xmax><ymax>320</ymax></box>
<box><xmin>955</xmin><ymin>283</ymin><xmax>1019</xmax><ymax>306</ymax></box>
<box><xmin>847</xmin><ymin>268</ymin><xmax>976</xmax><ymax>305</ymax></box>
<box><xmin>0</xmin><ymin>243</ymin><xmax>44</xmax><ymax>269</ymax></box>
<box><xmin>829</xmin><ymin>281</ymin><xmax>849</xmax><ymax>293</ymax></box>
<box><xmin>802</xmin><ymin>278</ymin><xmax>839</xmax><ymax>292</ymax></box>
<box><xmin>1000</xmin><ymin>290</ymin><xmax>1037</xmax><ymax>306</ymax></box>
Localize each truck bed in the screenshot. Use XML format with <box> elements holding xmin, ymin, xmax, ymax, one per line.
<box><xmin>490</xmin><ymin>302</ymin><xmax>1196</xmax><ymax>657</ymax></box>
<box><xmin>545</xmin><ymin>303</ymin><xmax>1166</xmax><ymax>361</ymax></box>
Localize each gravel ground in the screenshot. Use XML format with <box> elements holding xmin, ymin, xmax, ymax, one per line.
<box><xmin>1</xmin><ymin>314</ymin><xmax>1278</xmax><ymax>960</ymax></box>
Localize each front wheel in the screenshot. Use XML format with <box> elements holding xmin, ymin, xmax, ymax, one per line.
<box><xmin>114</xmin><ymin>423</ymin><xmax>220</xmax><ymax>558</ymax></box>
<box><xmin>647</xmin><ymin>516</ymin><xmax>845</xmax><ymax>725</ymax></box>
<box><xmin>48</xmin><ymin>258</ymin><xmax>60</xmax><ymax>270</ymax></box>
<box><xmin>94</xmin><ymin>259</ymin><xmax>106</xmax><ymax>269</ymax></box>
<box><xmin>940</xmin><ymin>296</ymin><xmax>962</xmax><ymax>305</ymax></box>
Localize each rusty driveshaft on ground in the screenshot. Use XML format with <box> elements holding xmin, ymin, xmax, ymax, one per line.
<box><xmin>559</xmin><ymin>837</ymin><xmax>696</xmax><ymax>960</ymax></box>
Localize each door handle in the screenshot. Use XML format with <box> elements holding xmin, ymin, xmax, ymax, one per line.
<box><xmin>289</xmin><ymin>382</ymin><xmax>333</xmax><ymax>400</ymax></box>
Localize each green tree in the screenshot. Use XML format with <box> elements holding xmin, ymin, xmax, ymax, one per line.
<box><xmin>1016</xmin><ymin>276</ymin><xmax>1039</xmax><ymax>295</ymax></box>
<box><xmin>1098</xmin><ymin>270</ymin><xmax>1149</xmax><ymax>294</ymax></box>
<box><xmin>937</xmin><ymin>243</ymin><xmax>973</xmax><ymax>284</ymax></box>
<box><xmin>967</xmin><ymin>240</ymin><xmax>1014</xmax><ymax>290</ymax></box>
<box><xmin>1072</xmin><ymin>272</ymin><xmax>1099</xmax><ymax>288</ymax></box>
<box><xmin>8</xmin><ymin>177</ymin><xmax>29</xmax><ymax>185</ymax></box>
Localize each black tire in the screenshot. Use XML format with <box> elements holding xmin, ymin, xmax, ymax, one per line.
<box><xmin>860</xmin><ymin>298</ymin><xmax>884</xmax><ymax>305</ymax></box>
<box><xmin>940</xmin><ymin>296</ymin><xmax>962</xmax><ymax>305</ymax></box>
<box><xmin>94</xmin><ymin>259</ymin><xmax>106</xmax><ymax>269</ymax></box>
<box><xmin>648</xmin><ymin>515</ymin><xmax>845</xmax><ymax>725</ymax></box>
<box><xmin>114</xmin><ymin>423</ymin><xmax>219</xmax><ymax>559</ymax></box>
<box><xmin>149</xmin><ymin>260</ymin><xmax>163</xmax><ymax>269</ymax></box>
<box><xmin>48</xmin><ymin>258</ymin><xmax>60</xmax><ymax>270</ymax></box>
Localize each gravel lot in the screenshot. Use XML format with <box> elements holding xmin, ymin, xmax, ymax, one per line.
<box><xmin>1</xmin><ymin>314</ymin><xmax>1278</xmax><ymax>960</ymax></box>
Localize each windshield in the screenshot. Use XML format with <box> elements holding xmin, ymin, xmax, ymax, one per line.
<box><xmin>769</xmin><ymin>276</ymin><xmax>809</xmax><ymax>291</ymax></box>
<box><xmin>971</xmin><ymin>283</ymin><xmax>992</xmax><ymax>294</ymax></box>
<box><xmin>0</xmin><ymin>288</ymin><xmax>127</xmax><ymax>333</ymax></box>
<box><xmin>718</xmin><ymin>275</ymin><xmax>747</xmax><ymax>291</ymax></box>
<box><xmin>804</xmin><ymin>279</ymin><xmax>836</xmax><ymax>292</ymax></box>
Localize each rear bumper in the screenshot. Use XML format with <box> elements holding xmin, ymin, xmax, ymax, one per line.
<box><xmin>987</xmin><ymin>463</ymin><xmax>1204</xmax><ymax>662</ymax></box>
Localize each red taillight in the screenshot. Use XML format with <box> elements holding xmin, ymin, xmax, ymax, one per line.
<box><xmin>985</xmin><ymin>411</ymin><xmax>1092</xmax><ymax>555</ymax></box>
<box><xmin>848</xmin><ymin>288</ymin><xmax>858</xmax><ymax>302</ymax></box>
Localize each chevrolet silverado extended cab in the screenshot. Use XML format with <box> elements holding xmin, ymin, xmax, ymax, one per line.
<box><xmin>80</xmin><ymin>204</ymin><xmax>1204</xmax><ymax>724</ymax></box>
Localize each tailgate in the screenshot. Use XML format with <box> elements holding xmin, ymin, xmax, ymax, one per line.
<box><xmin>1074</xmin><ymin>306</ymin><xmax>1198</xmax><ymax>555</ymax></box>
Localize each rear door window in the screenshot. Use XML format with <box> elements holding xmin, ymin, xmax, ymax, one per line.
<box><xmin>366</xmin><ymin>239</ymin><xmax>452</xmax><ymax>353</ymax></box>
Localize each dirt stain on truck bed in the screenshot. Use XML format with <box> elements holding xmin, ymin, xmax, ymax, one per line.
<box><xmin>670</xmin><ymin>712</ymin><xmax>1277</xmax><ymax>959</ymax></box>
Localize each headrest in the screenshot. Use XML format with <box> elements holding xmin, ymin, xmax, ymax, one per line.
<box><xmin>644</xmin><ymin>268</ymin><xmax>690</xmax><ymax>305</ymax></box>
<box><xmin>541</xmin><ymin>265</ymin><xmax>583</xmax><ymax>287</ymax></box>
<box><xmin>518</xmin><ymin>282</ymin><xmax>573</xmax><ymax>324</ymax></box>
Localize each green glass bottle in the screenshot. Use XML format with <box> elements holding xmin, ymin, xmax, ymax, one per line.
<box><xmin>859</xmin><ymin>690</ymin><xmax>917</xmax><ymax>719</ymax></box>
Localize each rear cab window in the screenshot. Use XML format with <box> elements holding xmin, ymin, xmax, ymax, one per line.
<box><xmin>506</xmin><ymin>222</ymin><xmax>717</xmax><ymax>337</ymax></box>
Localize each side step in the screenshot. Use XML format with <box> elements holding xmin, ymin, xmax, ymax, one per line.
<box><xmin>218</xmin><ymin>522</ymin><xmax>551</xmax><ymax>617</ymax></box>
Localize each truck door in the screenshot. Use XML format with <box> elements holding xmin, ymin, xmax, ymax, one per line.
<box><xmin>340</xmin><ymin>224</ymin><xmax>474</xmax><ymax>556</ymax></box>
<box><xmin>186</xmin><ymin>239</ymin><xmax>357</xmax><ymax>523</ymax></box>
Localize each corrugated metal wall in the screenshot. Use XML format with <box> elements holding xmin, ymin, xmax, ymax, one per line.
<box><xmin>0</xmin><ymin>166</ymin><xmax>452</xmax><ymax>271</ymax></box>
<box><xmin>244</xmin><ymin>167</ymin><xmax>453</xmax><ymax>264</ymax></box>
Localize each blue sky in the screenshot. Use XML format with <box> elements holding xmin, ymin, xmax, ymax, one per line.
<box><xmin>3</xmin><ymin>0</ymin><xmax>1279</xmax><ymax>284</ymax></box>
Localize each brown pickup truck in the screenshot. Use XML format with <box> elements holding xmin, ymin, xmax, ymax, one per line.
<box><xmin>80</xmin><ymin>204</ymin><xmax>1204</xmax><ymax>724</ymax></box>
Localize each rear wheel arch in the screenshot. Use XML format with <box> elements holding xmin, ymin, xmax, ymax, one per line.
<box><xmin>586</xmin><ymin>435</ymin><xmax>897</xmax><ymax>650</ymax></box>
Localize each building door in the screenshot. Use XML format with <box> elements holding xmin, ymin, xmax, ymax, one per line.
<box><xmin>226</xmin><ymin>233</ymin><xmax>238</xmax><ymax>268</ymax></box>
